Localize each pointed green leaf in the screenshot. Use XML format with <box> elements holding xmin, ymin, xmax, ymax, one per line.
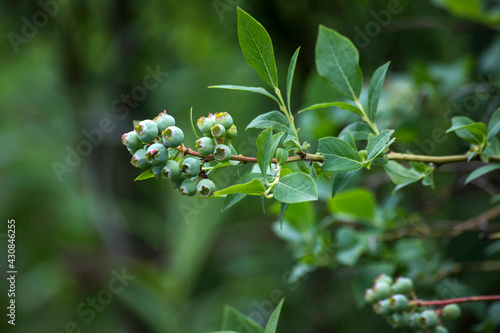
<box><xmin>214</xmin><ymin>178</ymin><xmax>266</xmax><ymax>197</ymax></box>
<box><xmin>134</xmin><ymin>169</ymin><xmax>154</xmax><ymax>181</ymax></box>
<box><xmin>237</xmin><ymin>8</ymin><xmax>278</xmax><ymax>88</ymax></box>
<box><xmin>246</xmin><ymin>111</ymin><xmax>290</xmax><ymax>132</ymax></box>
<box><xmin>318</xmin><ymin>137</ymin><xmax>363</xmax><ymax>172</ymax></box>
<box><xmin>342</xmin><ymin>130</ymin><xmax>356</xmax><ymax>150</ymax></box>
<box><xmin>273</xmin><ymin>173</ymin><xmax>318</xmax><ymax>203</ymax></box>
<box><xmin>487</xmin><ymin>107</ymin><xmax>500</xmax><ymax>139</ymax></box>
<box><xmin>208</xmin><ymin>85</ymin><xmax>279</xmax><ymax>104</ymax></box>
<box><xmin>332</xmin><ymin>169</ymin><xmax>359</xmax><ymax>197</ymax></box>
<box><xmin>465</xmin><ymin>164</ymin><xmax>500</xmax><ymax>184</ymax></box>
<box><xmin>257</xmin><ymin>127</ymin><xmax>274</xmax><ymax>180</ymax></box>
<box><xmin>221</xmin><ymin>306</ymin><xmax>264</xmax><ymax>333</ymax></box>
<box><xmin>366</xmin><ymin>129</ymin><xmax>395</xmax><ymax>162</ymax></box>
<box><xmin>298</xmin><ymin>102</ymin><xmax>362</xmax><ymax>116</ymax></box>
<box><xmin>315</xmin><ymin>25</ymin><xmax>363</xmax><ymax>101</ymax></box>
<box><xmin>383</xmin><ymin>161</ymin><xmax>424</xmax><ymax>191</ymax></box>
<box><xmin>328</xmin><ymin>188</ymin><xmax>375</xmax><ymax>221</ymax></box>
<box><xmin>339</xmin><ymin>122</ymin><xmax>373</xmax><ymax>141</ymax></box>
<box><xmin>264</xmin><ymin>299</ymin><xmax>284</xmax><ymax>333</ymax></box>
<box><xmin>446</xmin><ymin>116</ymin><xmax>486</xmax><ymax>146</ymax></box>
<box><xmin>286</xmin><ymin>47</ymin><xmax>300</xmax><ymax>110</ymax></box>
<box><xmin>222</xmin><ymin>173</ymin><xmax>270</xmax><ymax>211</ymax></box>
<box><xmin>368</xmin><ymin>62</ymin><xmax>390</xmax><ymax>120</ymax></box>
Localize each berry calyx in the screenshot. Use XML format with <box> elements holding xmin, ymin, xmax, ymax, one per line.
<box><xmin>197</xmin><ymin>179</ymin><xmax>216</xmax><ymax>197</ymax></box>
<box><xmin>135</xmin><ymin>120</ymin><xmax>158</xmax><ymax>143</ymax></box>
<box><xmin>162</xmin><ymin>160</ymin><xmax>181</xmax><ymax>180</ymax></box>
<box><xmin>195</xmin><ymin>137</ymin><xmax>216</xmax><ymax>156</ymax></box>
<box><xmin>442</xmin><ymin>303</ymin><xmax>461</xmax><ymax>321</ymax></box>
<box><xmin>131</xmin><ymin>149</ymin><xmax>150</xmax><ymax>169</ymax></box>
<box><xmin>213</xmin><ymin>144</ymin><xmax>231</xmax><ymax>162</ymax></box>
<box><xmin>162</xmin><ymin>126</ymin><xmax>184</xmax><ymax>148</ymax></box>
<box><xmin>211</xmin><ymin>124</ymin><xmax>226</xmax><ymax>138</ymax></box>
<box><xmin>179</xmin><ymin>179</ymin><xmax>197</xmax><ymax>196</ymax></box>
<box><xmin>153</xmin><ymin>110</ymin><xmax>176</xmax><ymax>132</ymax></box>
<box><xmin>180</xmin><ymin>157</ymin><xmax>201</xmax><ymax>177</ymax></box>
<box><xmin>145</xmin><ymin>143</ymin><xmax>169</xmax><ymax>165</ymax></box>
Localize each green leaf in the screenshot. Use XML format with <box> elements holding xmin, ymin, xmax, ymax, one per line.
<box><xmin>221</xmin><ymin>306</ymin><xmax>264</xmax><ymax>333</ymax></box>
<box><xmin>315</xmin><ymin>25</ymin><xmax>362</xmax><ymax>101</ymax></box>
<box><xmin>342</xmin><ymin>130</ymin><xmax>356</xmax><ymax>150</ymax></box>
<box><xmin>328</xmin><ymin>188</ymin><xmax>375</xmax><ymax>221</ymax></box>
<box><xmin>257</xmin><ymin>127</ymin><xmax>274</xmax><ymax>180</ymax></box>
<box><xmin>332</xmin><ymin>169</ymin><xmax>359</xmax><ymax>197</ymax></box>
<box><xmin>367</xmin><ymin>62</ymin><xmax>390</xmax><ymax>120</ymax></box>
<box><xmin>286</xmin><ymin>47</ymin><xmax>300</xmax><ymax>110</ymax></box>
<box><xmin>337</xmin><ymin>237</ymin><xmax>367</xmax><ymax>266</ymax></box>
<box><xmin>297</xmin><ymin>101</ymin><xmax>363</xmax><ymax>116</ymax></box>
<box><xmin>383</xmin><ymin>161</ymin><xmax>424</xmax><ymax>191</ymax></box>
<box><xmin>134</xmin><ymin>169</ymin><xmax>154</xmax><ymax>181</ymax></box>
<box><xmin>276</xmin><ymin>148</ymin><xmax>288</xmax><ymax>165</ymax></box>
<box><xmin>487</xmin><ymin>107</ymin><xmax>500</xmax><ymax>139</ymax></box>
<box><xmin>222</xmin><ymin>173</ymin><xmax>269</xmax><ymax>211</ymax></box>
<box><xmin>273</xmin><ymin>173</ymin><xmax>318</xmax><ymax>203</ymax></box>
<box><xmin>465</xmin><ymin>164</ymin><xmax>500</xmax><ymax>184</ymax></box>
<box><xmin>366</xmin><ymin>129</ymin><xmax>395</xmax><ymax>162</ymax></box>
<box><xmin>339</xmin><ymin>122</ymin><xmax>373</xmax><ymax>141</ymax></box>
<box><xmin>446</xmin><ymin>116</ymin><xmax>487</xmax><ymax>146</ymax></box>
<box><xmin>318</xmin><ymin>137</ymin><xmax>363</xmax><ymax>172</ymax></box>
<box><xmin>246</xmin><ymin>111</ymin><xmax>290</xmax><ymax>132</ymax></box>
<box><xmin>208</xmin><ymin>85</ymin><xmax>279</xmax><ymax>104</ymax></box>
<box><xmin>264</xmin><ymin>299</ymin><xmax>284</xmax><ymax>333</ymax></box>
<box><xmin>483</xmin><ymin>137</ymin><xmax>500</xmax><ymax>160</ymax></box>
<box><xmin>214</xmin><ymin>178</ymin><xmax>266</xmax><ymax>197</ymax></box>
<box><xmin>237</xmin><ymin>8</ymin><xmax>278</xmax><ymax>88</ymax></box>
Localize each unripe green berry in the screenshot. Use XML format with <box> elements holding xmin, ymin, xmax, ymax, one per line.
<box><xmin>391</xmin><ymin>277</ymin><xmax>414</xmax><ymax>295</ymax></box>
<box><xmin>197</xmin><ymin>179</ymin><xmax>216</xmax><ymax>197</ymax></box>
<box><xmin>419</xmin><ymin>310</ymin><xmax>439</xmax><ymax>328</ymax></box>
<box><xmin>373</xmin><ymin>282</ymin><xmax>391</xmax><ymax>301</ymax></box>
<box><xmin>197</xmin><ymin>114</ymin><xmax>216</xmax><ymax>135</ymax></box>
<box><xmin>388</xmin><ymin>312</ymin><xmax>409</xmax><ymax>328</ymax></box>
<box><xmin>375</xmin><ymin>274</ymin><xmax>393</xmax><ymax>286</ymax></box>
<box><xmin>214</xmin><ymin>111</ymin><xmax>233</xmax><ymax>129</ymax></box>
<box><xmin>179</xmin><ymin>179</ymin><xmax>196</xmax><ymax>196</ymax></box>
<box><xmin>172</xmin><ymin>175</ymin><xmax>188</xmax><ymax>189</ymax></box>
<box><xmin>213</xmin><ymin>144</ymin><xmax>231</xmax><ymax>162</ymax></box>
<box><xmin>195</xmin><ymin>137</ymin><xmax>216</xmax><ymax>156</ymax></box>
<box><xmin>410</xmin><ymin>312</ymin><xmax>421</xmax><ymax>328</ymax></box>
<box><xmin>162</xmin><ymin>126</ymin><xmax>184</xmax><ymax>148</ymax></box>
<box><xmin>364</xmin><ymin>289</ymin><xmax>376</xmax><ymax>304</ymax></box>
<box><xmin>122</xmin><ymin>131</ymin><xmax>143</xmax><ymax>154</ymax></box>
<box><xmin>130</xmin><ymin>149</ymin><xmax>150</xmax><ymax>169</ymax></box>
<box><xmin>150</xmin><ymin>164</ymin><xmax>163</xmax><ymax>179</ymax></box>
<box><xmin>211</xmin><ymin>124</ymin><xmax>226</xmax><ymax>138</ymax></box>
<box><xmin>162</xmin><ymin>160</ymin><xmax>181</xmax><ymax>180</ymax></box>
<box><xmin>153</xmin><ymin>110</ymin><xmax>176</xmax><ymax>132</ymax></box>
<box><xmin>226</xmin><ymin>124</ymin><xmax>237</xmax><ymax>139</ymax></box>
<box><xmin>373</xmin><ymin>299</ymin><xmax>392</xmax><ymax>316</ymax></box>
<box><xmin>145</xmin><ymin>143</ymin><xmax>169</xmax><ymax>165</ymax></box>
<box><xmin>135</xmin><ymin>120</ymin><xmax>158</xmax><ymax>143</ymax></box>
<box><xmin>389</xmin><ymin>294</ymin><xmax>408</xmax><ymax>312</ymax></box>
<box><xmin>180</xmin><ymin>157</ymin><xmax>201</xmax><ymax>177</ymax></box>
<box><xmin>432</xmin><ymin>325</ymin><xmax>449</xmax><ymax>333</ymax></box>
<box><xmin>442</xmin><ymin>304</ymin><xmax>461</xmax><ymax>321</ymax></box>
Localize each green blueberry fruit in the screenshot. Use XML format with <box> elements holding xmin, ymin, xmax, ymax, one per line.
<box><xmin>373</xmin><ymin>282</ymin><xmax>391</xmax><ymax>301</ymax></box>
<box><xmin>373</xmin><ymin>299</ymin><xmax>392</xmax><ymax>316</ymax></box>
<box><xmin>162</xmin><ymin>126</ymin><xmax>184</xmax><ymax>148</ymax></box>
<box><xmin>197</xmin><ymin>179</ymin><xmax>216</xmax><ymax>197</ymax></box>
<box><xmin>213</xmin><ymin>144</ymin><xmax>231</xmax><ymax>162</ymax></box>
<box><xmin>122</xmin><ymin>131</ymin><xmax>143</xmax><ymax>154</ymax></box>
<box><xmin>419</xmin><ymin>310</ymin><xmax>439</xmax><ymax>328</ymax></box>
<box><xmin>150</xmin><ymin>164</ymin><xmax>163</xmax><ymax>179</ymax></box>
<box><xmin>179</xmin><ymin>179</ymin><xmax>196</xmax><ymax>196</ymax></box>
<box><xmin>195</xmin><ymin>137</ymin><xmax>215</xmax><ymax>156</ymax></box>
<box><xmin>432</xmin><ymin>325</ymin><xmax>449</xmax><ymax>333</ymax></box>
<box><xmin>197</xmin><ymin>114</ymin><xmax>216</xmax><ymax>135</ymax></box>
<box><xmin>172</xmin><ymin>175</ymin><xmax>188</xmax><ymax>189</ymax></box>
<box><xmin>364</xmin><ymin>289</ymin><xmax>376</xmax><ymax>304</ymax></box>
<box><xmin>145</xmin><ymin>143</ymin><xmax>169</xmax><ymax>165</ymax></box>
<box><xmin>180</xmin><ymin>157</ymin><xmax>201</xmax><ymax>177</ymax></box>
<box><xmin>388</xmin><ymin>294</ymin><xmax>408</xmax><ymax>313</ymax></box>
<box><xmin>388</xmin><ymin>312</ymin><xmax>409</xmax><ymax>328</ymax></box>
<box><xmin>130</xmin><ymin>149</ymin><xmax>150</xmax><ymax>169</ymax></box>
<box><xmin>135</xmin><ymin>120</ymin><xmax>158</xmax><ymax>143</ymax></box>
<box><xmin>162</xmin><ymin>160</ymin><xmax>181</xmax><ymax>180</ymax></box>
<box><xmin>391</xmin><ymin>277</ymin><xmax>414</xmax><ymax>295</ymax></box>
<box><xmin>211</xmin><ymin>124</ymin><xmax>226</xmax><ymax>138</ymax></box>
<box><xmin>375</xmin><ymin>274</ymin><xmax>393</xmax><ymax>286</ymax></box>
<box><xmin>214</xmin><ymin>111</ymin><xmax>233</xmax><ymax>129</ymax></box>
<box><xmin>153</xmin><ymin>110</ymin><xmax>175</xmax><ymax>132</ymax></box>
<box><xmin>226</xmin><ymin>124</ymin><xmax>237</xmax><ymax>139</ymax></box>
<box><xmin>442</xmin><ymin>304</ymin><xmax>461</xmax><ymax>321</ymax></box>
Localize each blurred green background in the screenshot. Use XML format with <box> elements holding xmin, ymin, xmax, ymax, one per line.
<box><xmin>1</xmin><ymin>0</ymin><xmax>500</xmax><ymax>332</ymax></box>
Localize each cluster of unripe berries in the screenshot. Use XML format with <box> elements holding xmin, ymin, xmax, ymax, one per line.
<box><xmin>365</xmin><ymin>274</ymin><xmax>461</xmax><ymax>333</ymax></box>
<box><xmin>122</xmin><ymin>110</ymin><xmax>237</xmax><ymax>197</ymax></box>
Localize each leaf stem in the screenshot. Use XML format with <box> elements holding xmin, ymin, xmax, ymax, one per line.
<box><xmin>275</xmin><ymin>87</ymin><xmax>301</xmax><ymax>150</ymax></box>
<box><xmin>354</xmin><ymin>99</ymin><xmax>380</xmax><ymax>135</ymax></box>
